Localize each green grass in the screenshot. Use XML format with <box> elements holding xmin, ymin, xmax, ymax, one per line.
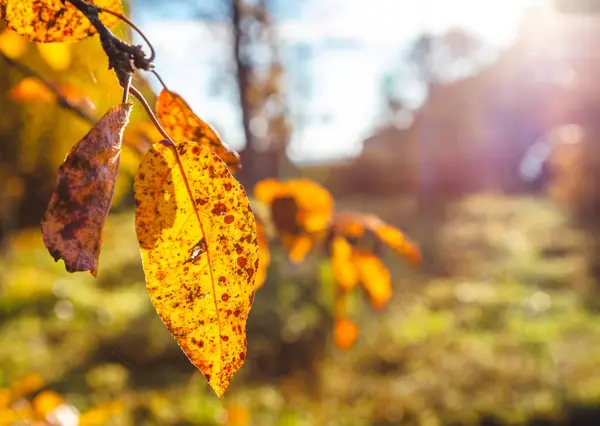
<box><xmin>1</xmin><ymin>194</ymin><xmax>600</xmax><ymax>425</ymax></box>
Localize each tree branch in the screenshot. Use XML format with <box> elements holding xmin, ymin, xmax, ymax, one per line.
<box><xmin>0</xmin><ymin>51</ymin><xmax>95</xmax><ymax>123</ymax></box>
<box><xmin>64</xmin><ymin>0</ymin><xmax>153</xmax><ymax>86</ymax></box>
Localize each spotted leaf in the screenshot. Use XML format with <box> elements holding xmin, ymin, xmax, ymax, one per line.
<box><xmin>1</xmin><ymin>0</ymin><xmax>123</xmax><ymax>43</ymax></box>
<box><xmin>156</xmin><ymin>89</ymin><xmax>241</xmax><ymax>172</ymax></box>
<box><xmin>41</xmin><ymin>103</ymin><xmax>132</xmax><ymax>277</ymax></box>
<box><xmin>134</xmin><ymin>140</ymin><xmax>258</xmax><ymax>396</ymax></box>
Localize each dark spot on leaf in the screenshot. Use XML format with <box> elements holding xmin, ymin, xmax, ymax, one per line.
<box><xmin>224</xmin><ymin>182</ymin><xmax>232</xmax><ymax>191</ymax></box>
<box><xmin>246</xmin><ymin>268</ymin><xmax>254</xmax><ymax>278</ymax></box>
<box><xmin>211</xmin><ymin>203</ymin><xmax>227</xmax><ymax>216</ymax></box>
<box><xmin>192</xmin><ymin>145</ymin><xmax>201</xmax><ymax>155</ymax></box>
<box><xmin>221</xmin><ymin>293</ymin><xmax>229</xmax><ymax>302</ymax></box>
<box><xmin>237</xmin><ymin>257</ymin><xmax>247</xmax><ymax>267</ymax></box>
<box><xmin>240</xmin><ymin>352</ymin><xmax>245</xmax><ymax>361</ymax></box>
<box><xmin>60</xmin><ymin>216</ymin><xmax>86</xmax><ymax>240</ymax></box>
<box><xmin>138</xmin><ymin>172</ymin><xmax>145</xmax><ymax>180</ymax></box>
<box><xmin>218</xmin><ymin>276</ymin><xmax>226</xmax><ymax>283</ymax></box>
<box><xmin>224</xmin><ymin>214</ymin><xmax>234</xmax><ymax>224</ymax></box>
<box><xmin>221</xmin><ymin>335</ymin><xmax>229</xmax><ymax>341</ymax></box>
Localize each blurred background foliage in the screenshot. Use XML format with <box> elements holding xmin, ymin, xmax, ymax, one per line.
<box><xmin>2</xmin><ymin>0</ymin><xmax>600</xmax><ymax>425</ymax></box>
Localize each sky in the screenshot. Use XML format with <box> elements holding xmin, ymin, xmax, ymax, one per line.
<box><xmin>132</xmin><ymin>0</ymin><xmax>544</xmax><ymax>163</ymax></box>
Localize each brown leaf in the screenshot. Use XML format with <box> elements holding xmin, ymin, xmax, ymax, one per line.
<box><xmin>42</xmin><ymin>103</ymin><xmax>132</xmax><ymax>276</ymax></box>
<box><xmin>1</xmin><ymin>0</ymin><xmax>123</xmax><ymax>43</ymax></box>
<box><xmin>155</xmin><ymin>89</ymin><xmax>241</xmax><ymax>172</ymax></box>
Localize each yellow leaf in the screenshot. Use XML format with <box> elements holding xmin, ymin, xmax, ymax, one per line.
<box><xmin>134</xmin><ymin>140</ymin><xmax>259</xmax><ymax>397</ymax></box>
<box><xmin>225</xmin><ymin>403</ymin><xmax>251</xmax><ymax>426</ymax></box>
<box><xmin>0</xmin><ymin>389</ymin><xmax>12</xmax><ymax>409</ymax></box>
<box><xmin>331</xmin><ymin>237</ymin><xmax>358</xmax><ymax>291</ymax></box>
<box><xmin>255</xmin><ymin>220</ymin><xmax>270</xmax><ymax>289</ymax></box>
<box><xmin>333</xmin><ymin>212</ymin><xmax>422</xmax><ymax>268</ymax></box>
<box><xmin>9</xmin><ymin>77</ymin><xmax>55</xmax><ymax>103</ymax></box>
<box><xmin>0</xmin><ymin>29</ymin><xmax>27</xmax><ymax>59</ymax></box>
<box><xmin>156</xmin><ymin>89</ymin><xmax>241</xmax><ymax>172</ymax></box>
<box><xmin>1</xmin><ymin>0</ymin><xmax>123</xmax><ymax>43</ymax></box>
<box><xmin>371</xmin><ymin>223</ymin><xmax>422</xmax><ymax>267</ymax></box>
<box><xmin>37</xmin><ymin>42</ymin><xmax>71</xmax><ymax>70</ymax></box>
<box><xmin>285</xmin><ymin>233</ymin><xmax>314</xmax><ymax>264</ymax></box>
<box><xmin>42</xmin><ymin>104</ymin><xmax>133</xmax><ymax>276</ymax></box>
<box><xmin>334</xmin><ymin>318</ymin><xmax>359</xmax><ymax>350</ymax></box>
<box><xmin>32</xmin><ymin>390</ymin><xmax>63</xmax><ymax>417</ymax></box>
<box><xmin>9</xmin><ymin>77</ymin><xmax>94</xmax><ymax>115</ymax></box>
<box><xmin>79</xmin><ymin>401</ymin><xmax>124</xmax><ymax>426</ymax></box>
<box><xmin>10</xmin><ymin>374</ymin><xmax>44</xmax><ymax>398</ymax></box>
<box><xmin>355</xmin><ymin>252</ymin><xmax>391</xmax><ymax>309</ymax></box>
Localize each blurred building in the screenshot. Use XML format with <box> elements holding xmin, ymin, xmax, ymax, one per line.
<box><xmin>346</xmin><ymin>7</ymin><xmax>600</xmax><ymax>198</ymax></box>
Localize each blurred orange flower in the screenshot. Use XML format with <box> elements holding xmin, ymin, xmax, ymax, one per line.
<box><xmin>254</xmin><ymin>178</ymin><xmax>334</xmax><ymax>263</ymax></box>
<box><xmin>330</xmin><ymin>212</ymin><xmax>421</xmax><ymax>309</ymax></box>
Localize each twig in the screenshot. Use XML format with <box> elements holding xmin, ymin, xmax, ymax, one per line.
<box><xmin>1</xmin><ymin>52</ymin><xmax>151</xmax><ymax>157</ymax></box>
<box><xmin>65</xmin><ymin>0</ymin><xmax>153</xmax><ymax>86</ymax></box>
<box><xmin>0</xmin><ymin>51</ymin><xmax>95</xmax><ymax>123</ymax></box>
<box><xmin>128</xmin><ymin>85</ymin><xmax>174</xmax><ymax>146</ymax></box>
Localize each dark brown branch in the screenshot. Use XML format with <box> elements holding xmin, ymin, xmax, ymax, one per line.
<box><xmin>98</xmin><ymin>6</ymin><xmax>156</xmax><ymax>62</ymax></box>
<box><xmin>0</xmin><ymin>51</ymin><xmax>95</xmax><ymax>123</ymax></box>
<box><xmin>1</xmin><ymin>52</ymin><xmax>150</xmax><ymax>157</ymax></box>
<box><xmin>64</xmin><ymin>0</ymin><xmax>153</xmax><ymax>86</ymax></box>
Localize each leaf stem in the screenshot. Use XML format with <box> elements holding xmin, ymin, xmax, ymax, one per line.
<box><xmin>150</xmin><ymin>69</ymin><xmax>170</xmax><ymax>92</ymax></box>
<box><xmin>122</xmin><ymin>74</ymin><xmax>132</xmax><ymax>104</ymax></box>
<box><xmin>128</xmin><ymin>86</ymin><xmax>174</xmax><ymax>146</ymax></box>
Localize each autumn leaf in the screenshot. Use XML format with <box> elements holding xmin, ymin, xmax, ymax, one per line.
<box><xmin>331</xmin><ymin>236</ymin><xmax>358</xmax><ymax>291</ymax></box>
<box><xmin>42</xmin><ymin>103</ymin><xmax>132</xmax><ymax>276</ymax></box>
<box><xmin>334</xmin><ymin>318</ymin><xmax>359</xmax><ymax>350</ymax></box>
<box><xmin>37</xmin><ymin>42</ymin><xmax>72</xmax><ymax>71</ymax></box>
<box><xmin>155</xmin><ymin>89</ymin><xmax>241</xmax><ymax>172</ymax></box>
<box><xmin>9</xmin><ymin>77</ymin><xmax>55</xmax><ymax>103</ymax></box>
<box><xmin>0</xmin><ymin>29</ymin><xmax>27</xmax><ymax>59</ymax></box>
<box><xmin>254</xmin><ymin>178</ymin><xmax>334</xmax><ymax>263</ymax></box>
<box><xmin>255</xmin><ymin>219</ymin><xmax>270</xmax><ymax>289</ymax></box>
<box><xmin>1</xmin><ymin>0</ymin><xmax>123</xmax><ymax>43</ymax></box>
<box><xmin>134</xmin><ymin>140</ymin><xmax>258</xmax><ymax>397</ymax></box>
<box><xmin>32</xmin><ymin>390</ymin><xmax>64</xmax><ymax>417</ymax></box>
<box><xmin>9</xmin><ymin>77</ymin><xmax>96</xmax><ymax>116</ymax></box>
<box><xmin>354</xmin><ymin>251</ymin><xmax>392</xmax><ymax>309</ymax></box>
<box><xmin>329</xmin><ymin>212</ymin><xmax>420</xmax><ymax>309</ymax></box>
<box><xmin>333</xmin><ymin>212</ymin><xmax>421</xmax><ymax>267</ymax></box>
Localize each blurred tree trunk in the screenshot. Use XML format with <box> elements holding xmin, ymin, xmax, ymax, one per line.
<box><xmin>229</xmin><ymin>0</ymin><xmax>291</xmax><ymax>188</ymax></box>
